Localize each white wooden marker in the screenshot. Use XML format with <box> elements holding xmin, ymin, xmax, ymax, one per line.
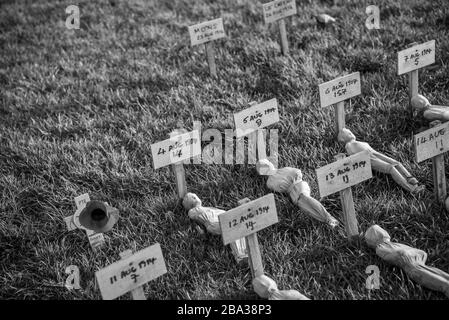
<box><xmin>315</xmin><ymin>151</ymin><xmax>373</xmax><ymax>238</ymax></box>
<box><xmin>63</xmin><ymin>193</ymin><xmax>105</xmax><ymax>250</ymax></box>
<box><xmin>262</xmin><ymin>0</ymin><xmax>297</xmax><ymax>55</ymax></box>
<box><xmin>95</xmin><ymin>243</ymin><xmax>167</xmax><ymax>300</ymax></box>
<box><xmin>234</xmin><ymin>99</ymin><xmax>279</xmax><ymax>171</ymax></box>
<box><xmin>397</xmin><ymin>40</ymin><xmax>435</xmax><ymax>113</ymax></box>
<box><xmin>219</xmin><ymin>194</ymin><xmax>278</xmax><ymax>278</ymax></box>
<box><xmin>319</xmin><ymin>72</ymin><xmax>361</xmax><ymax>134</ymax></box>
<box><xmin>65</xmin><ymin>265</ymin><xmax>81</xmax><ymax>290</ymax></box>
<box><xmin>414</xmin><ymin>121</ymin><xmax>449</xmax><ymax>204</ymax></box>
<box><xmin>151</xmin><ymin>130</ymin><xmax>201</xmax><ymax>199</ymax></box>
<box><xmin>188</xmin><ymin>18</ymin><xmax>226</xmax><ymax>78</ymax></box>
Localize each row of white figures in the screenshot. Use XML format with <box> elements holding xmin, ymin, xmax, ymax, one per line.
<box><xmin>183</xmin><ymin>192</ymin><xmax>309</xmax><ymax>300</ymax></box>
<box><xmin>182</xmin><ymin>192</ymin><xmax>449</xmax><ymax>299</ymax></box>
<box><xmin>252</xmin><ymin>127</ymin><xmax>425</xmax><ymax>229</ymax></box>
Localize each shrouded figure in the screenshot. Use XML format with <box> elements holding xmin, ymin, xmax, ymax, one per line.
<box><xmin>365</xmin><ymin>225</ymin><xmax>449</xmax><ymax>298</ymax></box>
<box><xmin>338</xmin><ymin>128</ymin><xmax>424</xmax><ymax>193</ymax></box>
<box><xmin>182</xmin><ymin>193</ymin><xmax>247</xmax><ymax>262</ymax></box>
<box><xmin>252</xmin><ymin>274</ymin><xmax>309</xmax><ymax>300</ymax></box>
<box><xmin>411</xmin><ymin>94</ymin><xmax>449</xmax><ymax>122</ymax></box>
<box><xmin>256</xmin><ymin>159</ymin><xmax>339</xmax><ymax>228</ymax></box>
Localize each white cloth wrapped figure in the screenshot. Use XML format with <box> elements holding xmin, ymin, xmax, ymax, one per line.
<box><xmin>182</xmin><ymin>193</ymin><xmax>247</xmax><ymax>262</ymax></box>
<box><xmin>411</xmin><ymin>94</ymin><xmax>449</xmax><ymax>122</ymax></box>
<box><xmin>252</xmin><ymin>274</ymin><xmax>309</xmax><ymax>300</ymax></box>
<box><xmin>365</xmin><ymin>225</ymin><xmax>449</xmax><ymax>298</ymax></box>
<box><xmin>256</xmin><ymin>159</ymin><xmax>339</xmax><ymax>228</ymax></box>
<box><xmin>338</xmin><ymin>128</ymin><xmax>425</xmax><ymax>193</ymax></box>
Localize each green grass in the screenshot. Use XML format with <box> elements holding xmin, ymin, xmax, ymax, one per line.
<box><xmin>1</xmin><ymin>0</ymin><xmax>449</xmax><ymax>300</ymax></box>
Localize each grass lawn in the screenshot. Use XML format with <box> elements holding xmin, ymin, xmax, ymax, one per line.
<box><xmin>1</xmin><ymin>0</ymin><xmax>449</xmax><ymax>300</ymax></box>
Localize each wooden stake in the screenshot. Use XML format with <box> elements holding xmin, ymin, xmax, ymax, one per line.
<box><xmin>334</xmin><ymin>101</ymin><xmax>345</xmax><ymax>133</ymax></box>
<box><xmin>192</xmin><ymin>121</ymin><xmax>202</xmax><ymax>165</ymax></box>
<box><xmin>170</xmin><ymin>131</ymin><xmax>187</xmax><ymax>199</ymax></box>
<box><xmin>257</xmin><ymin>130</ymin><xmax>267</xmax><ymax>161</ymax></box>
<box><xmin>119</xmin><ymin>250</ymin><xmax>146</xmax><ymax>300</ymax></box>
<box><xmin>430</xmin><ymin>121</ymin><xmax>447</xmax><ymax>204</ymax></box>
<box><xmin>246</xmin><ymin>101</ymin><xmax>268</xmax><ymax>162</ymax></box>
<box><xmin>238</xmin><ymin>198</ymin><xmax>264</xmax><ymax>279</ymax></box>
<box><xmin>205</xmin><ymin>42</ymin><xmax>217</xmax><ymax>78</ymax></box>
<box><xmin>407</xmin><ymin>42</ymin><xmax>419</xmax><ymax>115</ymax></box>
<box><xmin>278</xmin><ymin>18</ymin><xmax>289</xmax><ymax>55</ymax></box>
<box><xmin>408</xmin><ymin>70</ymin><xmax>419</xmax><ymax>113</ymax></box>
<box><xmin>334</xmin><ymin>153</ymin><xmax>359</xmax><ymax>239</ymax></box>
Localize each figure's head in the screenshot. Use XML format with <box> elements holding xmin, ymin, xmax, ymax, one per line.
<box><xmin>252</xmin><ymin>275</ymin><xmax>278</xmax><ymax>299</ymax></box>
<box><xmin>256</xmin><ymin>159</ymin><xmax>277</xmax><ymax>176</ymax></box>
<box><xmin>411</xmin><ymin>94</ymin><xmax>431</xmax><ymax>110</ymax></box>
<box><xmin>182</xmin><ymin>193</ymin><xmax>202</xmax><ymax>210</ymax></box>
<box><xmin>338</xmin><ymin>128</ymin><xmax>356</xmax><ymax>143</ymax></box>
<box><xmin>364</xmin><ymin>224</ymin><xmax>391</xmax><ymax>248</ymax></box>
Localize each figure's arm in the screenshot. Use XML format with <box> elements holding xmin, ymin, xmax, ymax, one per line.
<box><xmin>371</xmin><ymin>151</ymin><xmax>401</xmax><ymax>165</ymax></box>
<box><xmin>293</xmin><ymin>194</ymin><xmax>339</xmax><ymax>228</ymax></box>
<box><xmin>423</xmin><ymin>107</ymin><xmax>449</xmax><ymax>121</ymax></box>
<box><xmin>377</xmin><ymin>242</ymin><xmax>449</xmax><ymax>298</ymax></box>
<box><xmin>405</xmin><ymin>260</ymin><xmax>449</xmax><ymax>298</ymax></box>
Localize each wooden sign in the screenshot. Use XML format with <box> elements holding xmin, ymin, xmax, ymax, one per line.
<box><xmin>398</xmin><ymin>40</ymin><xmax>435</xmax><ymax>75</ymax></box>
<box><xmin>95</xmin><ymin>243</ymin><xmax>167</xmax><ymax>300</ymax></box>
<box><xmin>262</xmin><ymin>0</ymin><xmax>297</xmax><ymax>24</ymax></box>
<box><xmin>188</xmin><ymin>18</ymin><xmax>226</xmax><ymax>46</ymax></box>
<box><xmin>151</xmin><ymin>130</ymin><xmax>201</xmax><ymax>170</ymax></box>
<box><xmin>415</xmin><ymin>121</ymin><xmax>448</xmax><ymax>204</ymax></box>
<box><xmin>261</xmin><ymin>0</ymin><xmax>296</xmax><ymax>55</ymax></box>
<box><xmin>219</xmin><ymin>194</ymin><xmax>278</xmax><ymax>245</ymax></box>
<box><xmin>234</xmin><ymin>99</ymin><xmax>279</xmax><ymax>138</ymax></box>
<box><xmin>319</xmin><ymin>72</ymin><xmax>361</xmax><ymax>108</ymax></box>
<box><xmin>316</xmin><ymin>150</ymin><xmax>372</xmax><ymax>198</ymax></box>
<box><xmin>414</xmin><ymin>122</ymin><xmax>449</xmax><ymax>163</ymax></box>
<box><xmin>188</xmin><ymin>18</ymin><xmax>226</xmax><ymax>78</ymax></box>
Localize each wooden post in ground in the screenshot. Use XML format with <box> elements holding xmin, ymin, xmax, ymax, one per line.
<box><xmin>188</xmin><ymin>18</ymin><xmax>226</xmax><ymax>78</ymax></box>
<box><xmin>397</xmin><ymin>40</ymin><xmax>436</xmax><ymax>115</ymax></box>
<box><xmin>278</xmin><ymin>19</ymin><xmax>289</xmax><ymax>56</ymax></box>
<box><xmin>315</xmin><ymin>151</ymin><xmax>373</xmax><ymax>240</ymax></box>
<box><xmin>334</xmin><ymin>101</ymin><xmax>345</xmax><ymax>133</ymax></box>
<box><xmin>237</xmin><ymin>198</ymin><xmax>264</xmax><ymax>278</ymax></box>
<box><xmin>219</xmin><ymin>195</ymin><xmax>278</xmax><ymax>280</ymax></box>
<box><xmin>334</xmin><ymin>153</ymin><xmax>359</xmax><ymax>239</ymax></box>
<box><xmin>261</xmin><ymin>0</ymin><xmax>297</xmax><ymax>56</ymax></box>
<box><xmin>414</xmin><ymin>120</ymin><xmax>449</xmax><ymax>206</ymax></box>
<box><xmin>95</xmin><ymin>243</ymin><xmax>167</xmax><ymax>300</ymax></box>
<box><xmin>205</xmin><ymin>42</ymin><xmax>217</xmax><ymax>78</ymax></box>
<box><xmin>170</xmin><ymin>130</ymin><xmax>188</xmax><ymax>199</ymax></box>
<box><xmin>318</xmin><ymin>72</ymin><xmax>361</xmax><ymax>136</ymax></box>
<box><xmin>119</xmin><ymin>250</ymin><xmax>146</xmax><ymax>300</ymax></box>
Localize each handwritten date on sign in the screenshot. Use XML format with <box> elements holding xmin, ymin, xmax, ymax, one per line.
<box><xmin>233</xmin><ymin>98</ymin><xmax>279</xmax><ymax>138</ymax></box>
<box><xmin>414</xmin><ymin>122</ymin><xmax>449</xmax><ymax>163</ymax></box>
<box><xmin>319</xmin><ymin>72</ymin><xmax>361</xmax><ymax>108</ymax></box>
<box><xmin>398</xmin><ymin>40</ymin><xmax>435</xmax><ymax>75</ymax></box>
<box><xmin>151</xmin><ymin>130</ymin><xmax>201</xmax><ymax>169</ymax></box>
<box><xmin>262</xmin><ymin>0</ymin><xmax>297</xmax><ymax>24</ymax></box>
<box><xmin>316</xmin><ymin>151</ymin><xmax>372</xmax><ymax>198</ymax></box>
<box><xmin>219</xmin><ymin>193</ymin><xmax>278</xmax><ymax>245</ymax></box>
<box><xmin>188</xmin><ymin>18</ymin><xmax>226</xmax><ymax>46</ymax></box>
<box><xmin>95</xmin><ymin>243</ymin><xmax>167</xmax><ymax>300</ymax></box>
